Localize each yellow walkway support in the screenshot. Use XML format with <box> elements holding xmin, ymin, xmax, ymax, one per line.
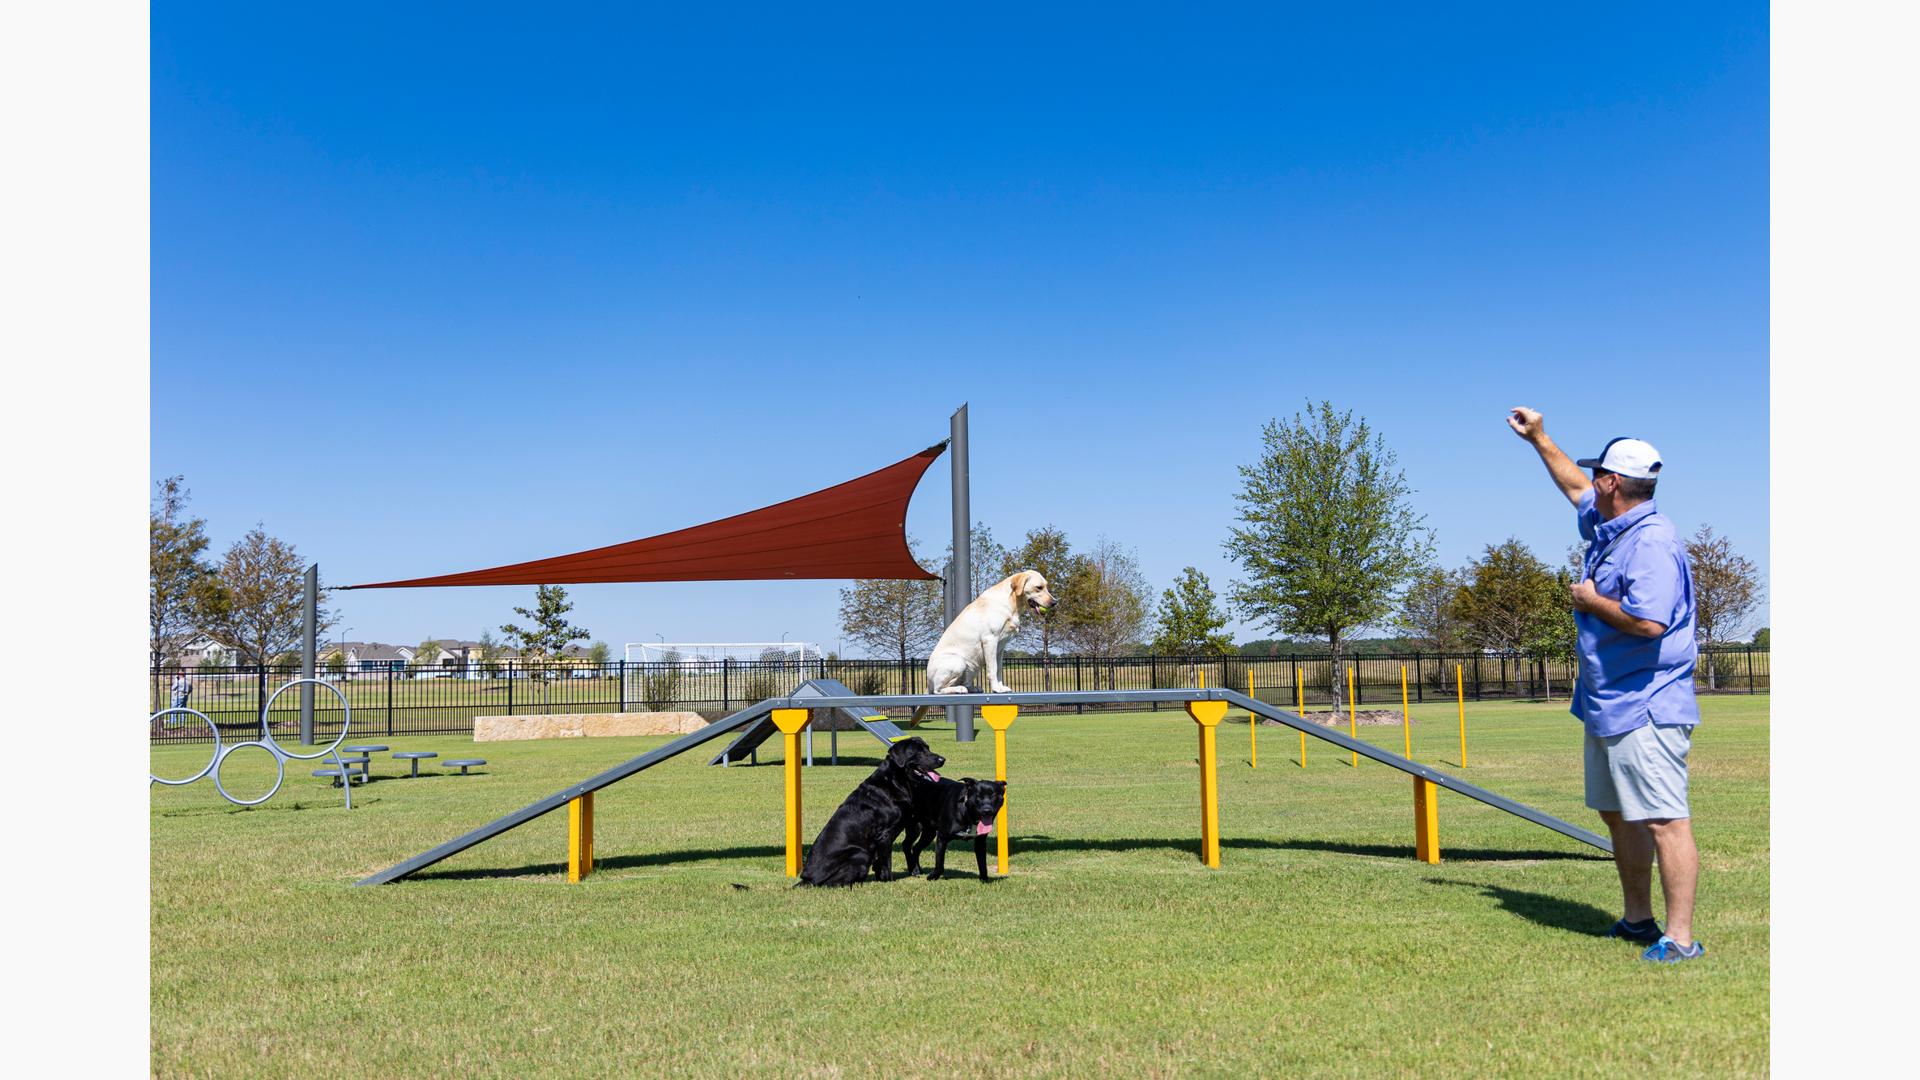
<box><xmin>1455</xmin><ymin>664</ymin><xmax>1468</xmax><ymax>767</ymax></box>
<box><xmin>1414</xmin><ymin>776</ymin><xmax>1440</xmax><ymax>863</ymax></box>
<box><xmin>1294</xmin><ymin>667</ymin><xmax>1307</xmax><ymax>767</ymax></box>
<box><xmin>1187</xmin><ymin>697</ymin><xmax>1227</xmax><ymax>868</ymax></box>
<box><xmin>1347</xmin><ymin>665</ymin><xmax>1358</xmax><ymax>768</ymax></box>
<box><xmin>1400</xmin><ymin>664</ymin><xmax>1412</xmax><ymax>759</ymax></box>
<box><xmin>980</xmin><ymin>704</ymin><xmax>1018</xmax><ymax>875</ymax></box>
<box><xmin>1247</xmin><ymin>671</ymin><xmax>1258</xmax><ymax>769</ymax></box>
<box><xmin>567</xmin><ymin>792</ymin><xmax>595</xmax><ymax>883</ymax></box>
<box><xmin>772</xmin><ymin>707</ymin><xmax>811</xmax><ymax>878</ymax></box>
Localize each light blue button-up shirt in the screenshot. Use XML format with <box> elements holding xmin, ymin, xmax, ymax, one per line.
<box><xmin>1571</xmin><ymin>488</ymin><xmax>1700</xmax><ymax>737</ymax></box>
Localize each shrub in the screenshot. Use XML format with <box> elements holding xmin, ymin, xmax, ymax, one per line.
<box><xmin>739</xmin><ymin>671</ymin><xmax>788</xmax><ymax>704</ymax></box>
<box><xmin>643</xmin><ymin>667</ymin><xmax>683</xmax><ymax>711</ymax></box>
<box><xmin>845</xmin><ymin>666</ymin><xmax>888</xmax><ymax>696</ymax></box>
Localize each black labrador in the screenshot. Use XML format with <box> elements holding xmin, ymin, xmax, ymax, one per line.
<box><xmin>797</xmin><ymin>737</ymin><xmax>945</xmax><ymax>886</ymax></box>
<box><xmin>903</xmin><ymin>777</ymin><xmax>1007</xmax><ymax>882</ymax></box>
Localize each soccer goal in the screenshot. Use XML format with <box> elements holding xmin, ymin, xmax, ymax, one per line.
<box><xmin>623</xmin><ymin>642</ymin><xmax>821</xmax><ymax>665</ymax></box>
<box><xmin>622</xmin><ymin>642</ymin><xmax>823</xmax><ymax>710</ymax></box>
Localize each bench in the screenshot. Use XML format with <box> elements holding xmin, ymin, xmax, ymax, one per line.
<box><xmin>441</xmin><ymin>758</ymin><xmax>487</xmax><ymax>775</ymax></box>
<box><xmin>392</xmin><ymin>751</ymin><xmax>439</xmax><ymax>778</ymax></box>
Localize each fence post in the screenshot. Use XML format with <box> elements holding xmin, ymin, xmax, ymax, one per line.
<box><xmin>1473</xmin><ymin>656</ymin><xmax>1482</xmax><ymax>701</ymax></box>
<box><xmin>1151</xmin><ymin>657</ymin><xmax>1159</xmax><ymax>711</ymax></box>
<box><xmin>507</xmin><ymin>662</ymin><xmax>514</xmax><ymax>715</ymax></box>
<box><xmin>618</xmin><ymin>660</ymin><xmax>626</xmax><ymax>713</ymax></box>
<box><xmin>385</xmin><ymin>663</ymin><xmax>394</xmax><ymax>736</ymax></box>
<box><xmin>1415</xmin><ymin>652</ymin><xmax>1424</xmax><ymax>703</ymax></box>
<box><xmin>1747</xmin><ymin>647</ymin><xmax>1756</xmax><ymax>694</ymax></box>
<box><xmin>724</xmin><ymin>658</ymin><xmax>733</xmax><ymax>712</ymax></box>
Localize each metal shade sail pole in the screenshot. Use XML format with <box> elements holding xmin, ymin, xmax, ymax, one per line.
<box><xmin>301</xmin><ymin>564</ymin><xmax>318</xmax><ymax>745</ymax></box>
<box><xmin>950</xmin><ymin>404</ymin><xmax>975</xmax><ymax>742</ymax></box>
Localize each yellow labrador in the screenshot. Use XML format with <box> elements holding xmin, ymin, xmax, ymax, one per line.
<box><xmin>909</xmin><ymin>571</ymin><xmax>1056</xmax><ymax>725</ymax></box>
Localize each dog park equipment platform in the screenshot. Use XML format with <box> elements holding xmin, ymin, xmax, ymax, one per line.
<box><xmin>707</xmin><ymin>678</ymin><xmax>908</xmax><ymax>766</ymax></box>
<box><xmin>355</xmin><ymin>688</ymin><xmax>1614</xmax><ymax>886</ymax></box>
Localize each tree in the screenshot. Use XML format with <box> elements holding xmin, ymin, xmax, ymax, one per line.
<box><xmin>588</xmin><ymin>641</ymin><xmax>611</xmax><ymax>669</ymax></box>
<box><xmin>1001</xmin><ymin>526</ymin><xmax>1080</xmax><ymax>659</ymax></box>
<box><xmin>1686</xmin><ymin>525</ymin><xmax>1764</xmax><ymax>645</ymax></box>
<box><xmin>950</xmin><ymin>521</ymin><xmax>1010</xmax><ymax>600</ymax></box>
<box><xmin>1150</xmin><ymin>567</ymin><xmax>1236</xmax><ymax>655</ymax></box>
<box><xmin>1394</xmin><ymin>566</ymin><xmax>1466</xmax><ymax>650</ymax></box>
<box><xmin>1751</xmin><ymin>626</ymin><xmax>1769</xmax><ymax>649</ymax></box>
<box><xmin>1686</xmin><ymin>525</ymin><xmax>1764</xmax><ymax>690</ymax></box>
<box><xmin>193</xmin><ymin>525</ymin><xmax>334</xmax><ymax>666</ymax></box>
<box><xmin>1059</xmin><ymin>537</ymin><xmax>1151</xmax><ymax>661</ymax></box>
<box><xmin>839</xmin><ymin>538</ymin><xmax>945</xmax><ymax>661</ymax></box>
<box><xmin>477</xmin><ymin>629</ymin><xmax>505</xmax><ymax>676</ymax></box>
<box><xmin>150</xmin><ymin>476</ymin><xmax>212</xmax><ymax>667</ymax></box>
<box><xmin>500</xmin><ymin>585</ymin><xmax>591</xmax><ymax>663</ymax></box>
<box><xmin>500</xmin><ymin>585</ymin><xmax>591</xmax><ymax>708</ymax></box>
<box><xmin>324</xmin><ymin>650</ymin><xmax>347</xmax><ymax>677</ymax></box>
<box><xmin>1454</xmin><ymin>539</ymin><xmax>1565</xmax><ymax>655</ymax></box>
<box><xmin>1393</xmin><ymin>566</ymin><xmax>1468</xmax><ymax>689</ymax></box>
<box><xmin>409</xmin><ymin>638</ymin><xmax>444</xmax><ymax>673</ymax></box>
<box><xmin>1223</xmin><ymin>402</ymin><xmax>1433</xmax><ymax>709</ymax></box>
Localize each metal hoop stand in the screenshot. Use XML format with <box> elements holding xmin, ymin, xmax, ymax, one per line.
<box><xmin>150</xmin><ymin>678</ymin><xmax>358</xmax><ymax>809</ymax></box>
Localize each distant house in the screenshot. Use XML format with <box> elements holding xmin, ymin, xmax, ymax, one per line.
<box><xmin>167</xmin><ymin>635</ymin><xmax>598</xmax><ymax>676</ymax></box>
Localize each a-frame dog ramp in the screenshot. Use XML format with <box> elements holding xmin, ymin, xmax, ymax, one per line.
<box><xmin>708</xmin><ymin>678</ymin><xmax>907</xmax><ymax>766</ymax></box>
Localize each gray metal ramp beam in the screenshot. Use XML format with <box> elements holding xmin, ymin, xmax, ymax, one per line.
<box><xmin>709</xmin><ymin>678</ymin><xmax>907</xmax><ymax>765</ymax></box>
<box><xmin>355</xmin><ymin>701</ymin><xmax>776</xmax><ymax>885</ymax></box>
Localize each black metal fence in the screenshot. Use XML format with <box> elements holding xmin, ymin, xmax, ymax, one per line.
<box><xmin>149</xmin><ymin>646</ymin><xmax>1769</xmax><ymax>745</ymax></box>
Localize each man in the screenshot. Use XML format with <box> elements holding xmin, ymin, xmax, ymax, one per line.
<box><xmin>1508</xmin><ymin>407</ymin><xmax>1705</xmax><ymax>964</ymax></box>
<box><xmin>168</xmin><ymin>671</ymin><xmax>192</xmax><ymax>728</ymax></box>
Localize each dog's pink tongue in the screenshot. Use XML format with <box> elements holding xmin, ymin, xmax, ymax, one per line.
<box><xmin>976</xmin><ymin>820</ymin><xmax>992</xmax><ymax>836</ymax></box>
<box><xmin>927</xmin><ymin>770</ymin><xmax>941</xmax><ymax>782</ymax></box>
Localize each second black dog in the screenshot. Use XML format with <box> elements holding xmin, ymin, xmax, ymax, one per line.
<box><xmin>797</xmin><ymin>737</ymin><xmax>945</xmax><ymax>886</ymax></box>
<box><xmin>903</xmin><ymin>777</ymin><xmax>1007</xmax><ymax>882</ymax></box>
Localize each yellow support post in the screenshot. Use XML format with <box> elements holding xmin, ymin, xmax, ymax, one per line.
<box><xmin>1400</xmin><ymin>664</ymin><xmax>1412</xmax><ymax>759</ymax></box>
<box><xmin>771</xmin><ymin>708</ymin><xmax>811</xmax><ymax>878</ymax></box>
<box><xmin>1455</xmin><ymin>664</ymin><xmax>1468</xmax><ymax>767</ymax></box>
<box><xmin>1186</xmin><ymin>698</ymin><xmax>1228</xmax><ymax>867</ymax></box>
<box><xmin>1248</xmin><ymin>671</ymin><xmax>1258</xmax><ymax>769</ymax></box>
<box><xmin>1347</xmin><ymin>664</ymin><xmax>1358</xmax><ymax>768</ymax></box>
<box><xmin>567</xmin><ymin>792</ymin><xmax>595</xmax><ymax>883</ymax></box>
<box><xmin>980</xmin><ymin>704</ymin><xmax>1018</xmax><ymax>875</ymax></box>
<box><xmin>1294</xmin><ymin>666</ymin><xmax>1307</xmax><ymax>767</ymax></box>
<box><xmin>1413</xmin><ymin>776</ymin><xmax>1440</xmax><ymax>863</ymax></box>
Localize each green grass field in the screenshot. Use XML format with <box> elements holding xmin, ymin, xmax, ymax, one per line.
<box><xmin>151</xmin><ymin>696</ymin><xmax>1769</xmax><ymax>1077</ymax></box>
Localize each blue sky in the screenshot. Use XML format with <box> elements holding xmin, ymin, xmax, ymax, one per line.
<box><xmin>152</xmin><ymin>3</ymin><xmax>1768</xmax><ymax>654</ymax></box>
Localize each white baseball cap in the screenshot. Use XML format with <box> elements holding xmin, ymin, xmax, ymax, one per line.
<box><xmin>1576</xmin><ymin>437</ymin><xmax>1663</xmax><ymax>480</ymax></box>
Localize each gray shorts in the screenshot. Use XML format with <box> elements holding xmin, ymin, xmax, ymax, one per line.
<box><xmin>1584</xmin><ymin>722</ymin><xmax>1692</xmax><ymax>821</ymax></box>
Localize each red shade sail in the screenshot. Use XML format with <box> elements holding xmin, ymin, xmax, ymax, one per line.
<box><xmin>347</xmin><ymin>443</ymin><xmax>945</xmax><ymax>589</ymax></box>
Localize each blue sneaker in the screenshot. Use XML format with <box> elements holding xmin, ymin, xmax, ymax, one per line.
<box><xmin>1606</xmin><ymin>918</ymin><xmax>1664</xmax><ymax>944</ymax></box>
<box><xmin>1642</xmin><ymin>935</ymin><xmax>1705</xmax><ymax>963</ymax></box>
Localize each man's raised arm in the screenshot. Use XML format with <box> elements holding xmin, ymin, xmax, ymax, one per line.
<box><xmin>1507</xmin><ymin>407</ymin><xmax>1591</xmax><ymax>507</ymax></box>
